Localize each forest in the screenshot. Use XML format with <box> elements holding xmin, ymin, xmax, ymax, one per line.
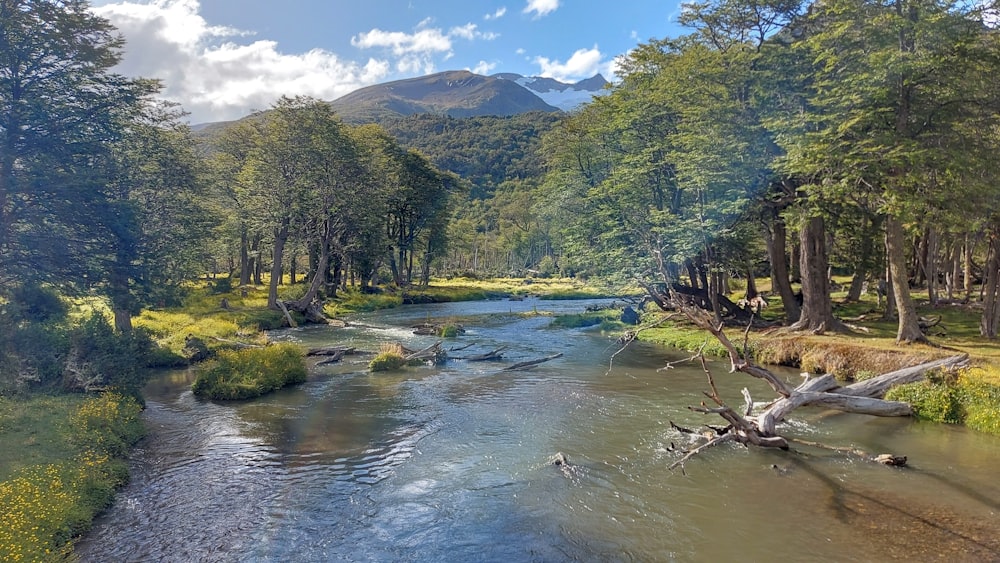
<box><xmin>2</xmin><ymin>0</ymin><xmax>1000</xmax><ymax>393</ymax></box>
<box><xmin>3</xmin><ymin>0</ymin><xmax>1000</xmax><ymax>559</ymax></box>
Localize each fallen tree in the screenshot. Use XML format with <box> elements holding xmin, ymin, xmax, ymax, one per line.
<box><xmin>662</xmin><ymin>301</ymin><xmax>969</xmax><ymax>471</ymax></box>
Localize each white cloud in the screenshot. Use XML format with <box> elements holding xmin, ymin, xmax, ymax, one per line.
<box><xmin>91</xmin><ymin>0</ymin><xmax>390</xmax><ymax>123</ymax></box>
<box><xmin>351</xmin><ymin>27</ymin><xmax>453</xmax><ymax>56</ymax></box>
<box><xmin>485</xmin><ymin>7</ymin><xmax>507</xmax><ymax>20</ymax></box>
<box><xmin>533</xmin><ymin>45</ymin><xmax>606</xmax><ymax>81</ymax></box>
<box><xmin>351</xmin><ymin>21</ymin><xmax>496</xmax><ymax>77</ymax></box>
<box><xmin>469</xmin><ymin>60</ymin><xmax>497</xmax><ymax>75</ymax></box>
<box><xmin>523</xmin><ymin>0</ymin><xmax>559</xmax><ymax>18</ymax></box>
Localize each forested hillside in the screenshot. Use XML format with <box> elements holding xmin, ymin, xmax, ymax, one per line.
<box><xmin>379</xmin><ymin>112</ymin><xmax>559</xmax><ymax>200</ymax></box>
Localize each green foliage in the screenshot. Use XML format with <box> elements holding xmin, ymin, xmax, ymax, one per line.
<box><xmin>8</xmin><ymin>284</ymin><xmax>69</xmax><ymax>323</ymax></box>
<box><xmin>0</xmin><ymin>393</ymin><xmax>143</xmax><ymax>561</ymax></box>
<box><xmin>551</xmin><ymin>311</ymin><xmax>619</xmax><ymax>329</ymax></box>
<box><xmin>439</xmin><ymin>324</ymin><xmax>461</xmax><ymax>337</ymax></box>
<box><xmin>886</xmin><ymin>381</ymin><xmax>964</xmax><ymax>424</ymax></box>
<box><xmin>191</xmin><ymin>344</ymin><xmax>307</xmax><ymax>400</ymax></box>
<box><xmin>885</xmin><ymin>367</ymin><xmax>1000</xmax><ymax>435</ymax></box>
<box><xmin>958</xmin><ymin>368</ymin><xmax>1000</xmax><ymax>435</ymax></box>
<box><xmin>332</xmin><ymin>290</ymin><xmax>404</xmax><ymax>314</ymax></box>
<box><xmin>369</xmin><ymin>351</ymin><xmax>406</xmax><ymax>372</ymax></box>
<box><xmin>65</xmin><ymin>313</ymin><xmax>156</xmax><ymax>397</ymax></box>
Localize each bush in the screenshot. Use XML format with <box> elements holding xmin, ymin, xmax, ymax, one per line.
<box><xmin>886</xmin><ymin>381</ymin><xmax>963</xmax><ymax>424</ymax></box>
<box><xmin>369</xmin><ymin>343</ymin><xmax>406</xmax><ymax>372</ymax></box>
<box><xmin>64</xmin><ymin>313</ymin><xmax>156</xmax><ymax>397</ymax></box>
<box><xmin>958</xmin><ymin>367</ymin><xmax>1000</xmax><ymax>435</ymax></box>
<box><xmin>191</xmin><ymin>344</ymin><xmax>306</xmax><ymax>400</ymax></box>
<box><xmin>9</xmin><ymin>284</ymin><xmax>68</xmax><ymax>323</ymax></box>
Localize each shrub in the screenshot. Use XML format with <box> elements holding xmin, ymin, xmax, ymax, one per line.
<box><xmin>958</xmin><ymin>367</ymin><xmax>1000</xmax><ymax>435</ymax></box>
<box><xmin>64</xmin><ymin>313</ymin><xmax>155</xmax><ymax>396</ymax></box>
<box><xmin>886</xmin><ymin>381</ymin><xmax>963</xmax><ymax>424</ymax></box>
<box><xmin>9</xmin><ymin>284</ymin><xmax>68</xmax><ymax>323</ymax></box>
<box><xmin>439</xmin><ymin>324</ymin><xmax>463</xmax><ymax>337</ymax></box>
<box><xmin>369</xmin><ymin>343</ymin><xmax>405</xmax><ymax>372</ymax></box>
<box><xmin>192</xmin><ymin>344</ymin><xmax>306</xmax><ymax>400</ymax></box>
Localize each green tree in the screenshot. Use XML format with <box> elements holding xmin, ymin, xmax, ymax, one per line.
<box><xmin>784</xmin><ymin>0</ymin><xmax>1000</xmax><ymax>342</ymax></box>
<box><xmin>0</xmin><ymin>0</ymin><xmax>152</xmax><ymax>291</ymax></box>
<box><xmin>101</xmin><ymin>106</ymin><xmax>212</xmax><ymax>332</ymax></box>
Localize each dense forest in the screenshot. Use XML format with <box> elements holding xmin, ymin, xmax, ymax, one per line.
<box><xmin>3</xmin><ymin>0</ymin><xmax>1000</xmax><ymax>396</ymax></box>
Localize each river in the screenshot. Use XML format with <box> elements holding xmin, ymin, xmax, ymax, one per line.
<box><xmin>77</xmin><ymin>298</ymin><xmax>1000</xmax><ymax>562</ymax></box>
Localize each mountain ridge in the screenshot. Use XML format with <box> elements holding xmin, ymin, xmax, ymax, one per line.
<box><xmin>325</xmin><ymin>70</ymin><xmax>608</xmax><ymax>124</ymax></box>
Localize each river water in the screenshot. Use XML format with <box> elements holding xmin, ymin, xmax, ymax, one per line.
<box><xmin>77</xmin><ymin>298</ymin><xmax>1000</xmax><ymax>562</ymax></box>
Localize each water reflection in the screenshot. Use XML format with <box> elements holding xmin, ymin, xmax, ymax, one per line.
<box><xmin>78</xmin><ymin>298</ymin><xmax>1000</xmax><ymax>562</ymax></box>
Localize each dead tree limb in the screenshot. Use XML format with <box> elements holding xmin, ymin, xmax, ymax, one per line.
<box><xmin>461</xmin><ymin>346</ymin><xmax>509</xmax><ymax>361</ymax></box>
<box><xmin>404</xmin><ymin>341</ymin><xmax>446</xmax><ymax>363</ymax></box>
<box><xmin>307</xmin><ymin>346</ymin><xmax>356</xmax><ymax>357</ymax></box>
<box><xmin>501</xmin><ymin>353</ymin><xmax>564</xmax><ymax>371</ymax></box>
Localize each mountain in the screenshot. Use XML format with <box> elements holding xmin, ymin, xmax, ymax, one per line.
<box><xmin>326</xmin><ymin>70</ymin><xmax>608</xmax><ymax>124</ymax></box>
<box><xmin>492</xmin><ymin>72</ymin><xmax>610</xmax><ymax>111</ymax></box>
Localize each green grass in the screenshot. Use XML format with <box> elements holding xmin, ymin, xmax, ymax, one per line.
<box><xmin>886</xmin><ymin>365</ymin><xmax>1000</xmax><ymax>435</ymax></box>
<box><xmin>0</xmin><ymin>393</ymin><xmax>144</xmax><ymax>561</ymax></box>
<box><xmin>191</xmin><ymin>344</ymin><xmax>307</xmax><ymax>400</ymax></box>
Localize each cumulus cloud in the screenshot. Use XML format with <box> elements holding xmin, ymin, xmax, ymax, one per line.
<box><xmin>351</xmin><ymin>21</ymin><xmax>496</xmax><ymax>76</ymax></box>
<box><xmin>523</xmin><ymin>0</ymin><xmax>559</xmax><ymax>18</ymax></box>
<box><xmin>91</xmin><ymin>0</ymin><xmax>390</xmax><ymax>123</ymax></box>
<box><xmin>533</xmin><ymin>45</ymin><xmax>610</xmax><ymax>81</ymax></box>
<box><xmin>484</xmin><ymin>7</ymin><xmax>507</xmax><ymax>20</ymax></box>
<box><xmin>469</xmin><ymin>60</ymin><xmax>498</xmax><ymax>75</ymax></box>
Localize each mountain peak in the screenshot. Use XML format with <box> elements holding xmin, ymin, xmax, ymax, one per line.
<box><xmin>325</xmin><ymin>70</ymin><xmax>610</xmax><ymax>123</ymax></box>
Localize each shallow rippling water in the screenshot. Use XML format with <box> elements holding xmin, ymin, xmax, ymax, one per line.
<box><xmin>77</xmin><ymin>298</ymin><xmax>1000</xmax><ymax>562</ymax></box>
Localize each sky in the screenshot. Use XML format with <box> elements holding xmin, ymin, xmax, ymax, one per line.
<box><xmin>87</xmin><ymin>0</ymin><xmax>689</xmax><ymax>124</ymax></box>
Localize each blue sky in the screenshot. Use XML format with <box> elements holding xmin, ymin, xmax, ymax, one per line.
<box><xmin>88</xmin><ymin>0</ymin><xmax>688</xmax><ymax>123</ymax></box>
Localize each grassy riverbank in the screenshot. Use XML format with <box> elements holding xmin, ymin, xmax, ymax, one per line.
<box><xmin>0</xmin><ymin>393</ymin><xmax>143</xmax><ymax>561</ymax></box>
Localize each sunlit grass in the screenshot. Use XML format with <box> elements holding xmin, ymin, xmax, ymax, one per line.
<box><xmin>0</xmin><ymin>393</ymin><xmax>143</xmax><ymax>560</ymax></box>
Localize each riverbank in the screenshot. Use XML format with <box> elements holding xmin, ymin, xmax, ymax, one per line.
<box><xmin>0</xmin><ymin>393</ymin><xmax>143</xmax><ymax>561</ymax></box>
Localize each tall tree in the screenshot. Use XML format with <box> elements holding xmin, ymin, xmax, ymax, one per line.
<box><xmin>0</xmin><ymin>0</ymin><xmax>151</xmax><ymax>291</ymax></box>
<box><xmin>101</xmin><ymin>105</ymin><xmax>211</xmax><ymax>332</ymax></box>
<box><xmin>786</xmin><ymin>0</ymin><xmax>1000</xmax><ymax>343</ymax></box>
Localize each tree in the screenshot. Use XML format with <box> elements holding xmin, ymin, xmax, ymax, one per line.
<box><xmin>785</xmin><ymin>0</ymin><xmax>1000</xmax><ymax>343</ymax></box>
<box><xmin>0</xmin><ymin>0</ymin><xmax>152</xmax><ymax>291</ymax></box>
<box><xmin>100</xmin><ymin>106</ymin><xmax>212</xmax><ymax>332</ymax></box>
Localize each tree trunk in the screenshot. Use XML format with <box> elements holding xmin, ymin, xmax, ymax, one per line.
<box><xmin>684</xmin><ymin>259</ymin><xmax>700</xmax><ymax>290</ymax></box>
<box><xmin>885</xmin><ymin>215</ymin><xmax>927</xmax><ymax>343</ymax></box>
<box><xmin>925</xmin><ymin>226</ymin><xmax>939</xmax><ymax>306</ymax></box>
<box><xmin>268</xmin><ymin>223</ymin><xmax>289</xmax><ymax>309</ymax></box>
<box><xmin>979</xmin><ymin>231</ymin><xmax>1000</xmax><ymax>337</ymax></box>
<box><xmin>764</xmin><ymin>211</ymin><xmax>800</xmax><ymax>323</ymax></box>
<box><xmin>964</xmin><ymin>233</ymin><xmax>975</xmax><ymax>302</ymax></box>
<box><xmin>847</xmin><ymin>215</ymin><xmax>878</xmax><ymax>302</ymax></box>
<box><xmin>292</xmin><ymin>226</ymin><xmax>330</xmax><ymax>319</ymax></box>
<box><xmin>239</xmin><ymin>226</ymin><xmax>251</xmax><ymax>286</ymax></box>
<box><xmin>788</xmin><ymin>216</ymin><xmax>844</xmax><ymax>333</ymax></box>
<box><xmin>251</xmin><ymin>234</ymin><xmax>263</xmax><ymax>285</ymax></box>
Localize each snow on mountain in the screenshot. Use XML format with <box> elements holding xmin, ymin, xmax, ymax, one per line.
<box><xmin>494</xmin><ymin>73</ymin><xmax>610</xmax><ymax>111</ymax></box>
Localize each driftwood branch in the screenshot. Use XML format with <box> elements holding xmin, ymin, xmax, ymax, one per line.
<box><xmin>501</xmin><ymin>353</ymin><xmax>564</xmax><ymax>371</ymax></box>
<box><xmin>460</xmin><ymin>346</ymin><xmax>509</xmax><ymax>361</ymax></box>
<box><xmin>404</xmin><ymin>341</ymin><xmax>446</xmax><ymax>363</ymax></box>
<box><xmin>306</xmin><ymin>346</ymin><xmax>356</xmax><ymax>357</ymax></box>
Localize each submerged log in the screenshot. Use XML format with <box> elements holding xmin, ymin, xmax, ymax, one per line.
<box><xmin>501</xmin><ymin>353</ymin><xmax>563</xmax><ymax>371</ymax></box>
<box><xmin>461</xmin><ymin>346</ymin><xmax>508</xmax><ymax>361</ymax></box>
<box><xmin>306</xmin><ymin>345</ymin><xmax>357</xmax><ymax>357</ymax></box>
